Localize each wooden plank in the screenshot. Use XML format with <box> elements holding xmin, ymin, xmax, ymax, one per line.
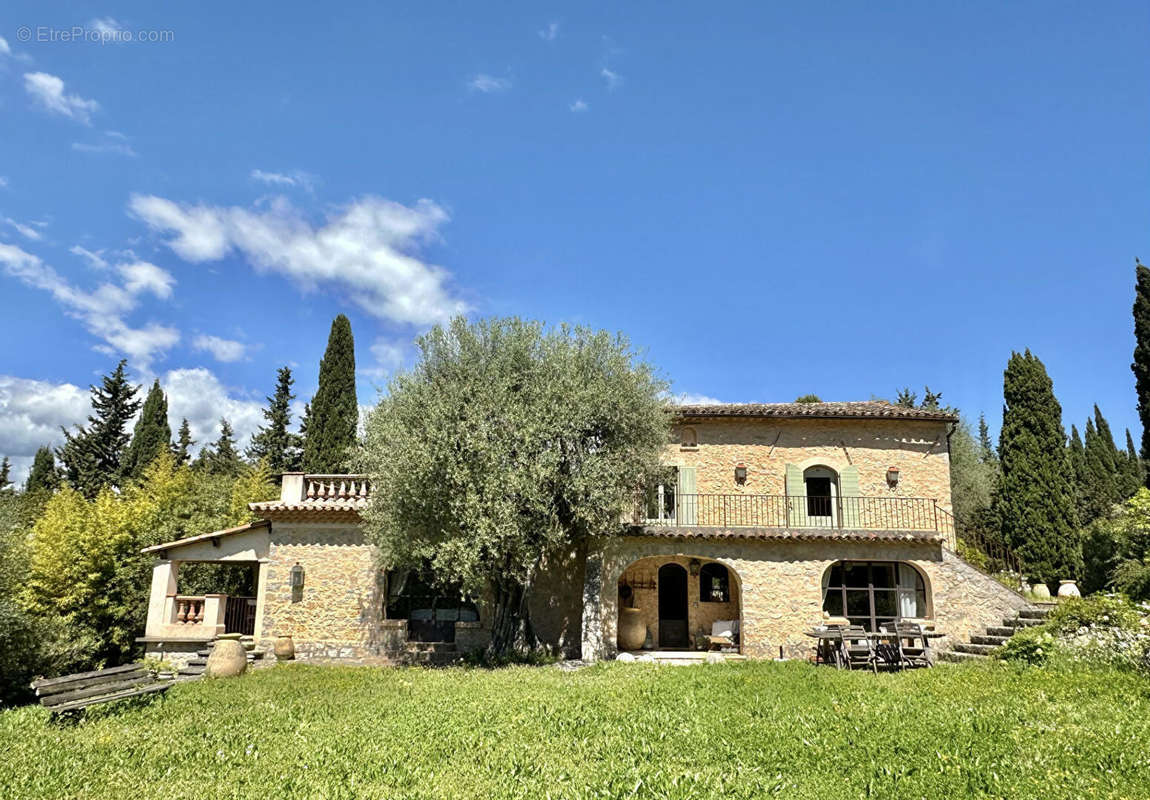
<box><xmin>32</xmin><ymin>663</ymin><xmax>140</xmax><ymax>690</ymax></box>
<box><xmin>35</xmin><ymin>668</ymin><xmax>148</xmax><ymax>697</ymax></box>
<box><xmin>41</xmin><ymin>674</ymin><xmax>154</xmax><ymax>707</ymax></box>
<box><xmin>49</xmin><ymin>682</ymin><xmax>170</xmax><ymax>714</ymax></box>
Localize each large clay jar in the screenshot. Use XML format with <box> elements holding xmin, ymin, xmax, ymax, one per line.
<box><xmin>617</xmin><ymin>608</ymin><xmax>647</xmax><ymax>652</ymax></box>
<box><xmin>1031</xmin><ymin>583</ymin><xmax>1051</xmax><ymax>599</ymax></box>
<box><xmin>205</xmin><ymin>639</ymin><xmax>248</xmax><ymax>678</ymax></box>
<box><xmin>273</xmin><ymin>635</ymin><xmax>295</xmax><ymax>662</ymax></box>
<box><xmin>1057</xmin><ymin>580</ymin><xmax>1081</xmax><ymax>599</ymax></box>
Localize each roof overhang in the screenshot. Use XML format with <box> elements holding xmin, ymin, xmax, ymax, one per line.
<box><xmin>625</xmin><ymin>525</ymin><xmax>944</xmax><ymax>544</ymax></box>
<box><xmin>142</xmin><ymin>519</ymin><xmax>271</xmax><ymax>559</ymax></box>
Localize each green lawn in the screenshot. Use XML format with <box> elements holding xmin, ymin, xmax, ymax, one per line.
<box><xmin>1</xmin><ymin>661</ymin><xmax>1148</xmax><ymax>799</ymax></box>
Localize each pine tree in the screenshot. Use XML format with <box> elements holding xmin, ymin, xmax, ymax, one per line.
<box><xmin>302</xmin><ymin>315</ymin><xmax>359</xmax><ymax>473</ymax></box>
<box><xmin>122</xmin><ymin>379</ymin><xmax>171</xmax><ymax>480</ymax></box>
<box><xmin>0</xmin><ymin>457</ymin><xmax>11</xmax><ymax>493</ymax></box>
<box><xmin>247</xmin><ymin>367</ymin><xmax>302</xmax><ymax>472</ymax></box>
<box><xmin>24</xmin><ymin>446</ymin><xmax>59</xmax><ymax>492</ymax></box>
<box><xmin>996</xmin><ymin>350</ymin><xmax>1080</xmax><ymax>585</ymax></box>
<box><xmin>58</xmin><ymin>360</ymin><xmax>141</xmax><ymax>497</ymax></box>
<box><xmin>1125</xmin><ymin>428</ymin><xmax>1145</xmax><ymax>490</ymax></box>
<box><xmin>1132</xmin><ymin>259</ymin><xmax>1150</xmax><ymax>472</ymax></box>
<box><xmin>198</xmin><ymin>418</ymin><xmax>242</xmax><ymax>476</ymax></box>
<box><xmin>174</xmin><ymin>419</ymin><xmax>195</xmax><ymax>465</ymax></box>
<box><xmin>978</xmin><ymin>414</ymin><xmax>996</xmax><ymax>463</ymax></box>
<box><xmin>1082</xmin><ymin>418</ymin><xmax>1118</xmax><ymax>521</ymax></box>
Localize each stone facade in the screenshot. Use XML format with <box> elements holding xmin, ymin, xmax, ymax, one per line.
<box><xmin>669</xmin><ymin>417</ymin><xmax>954</xmax><ymax>510</ymax></box>
<box><xmin>617</xmin><ymin>556</ymin><xmax>740</xmax><ymax>649</ymax></box>
<box><xmin>581</xmin><ymin>534</ymin><xmax>1029</xmax><ymax>661</ymax></box>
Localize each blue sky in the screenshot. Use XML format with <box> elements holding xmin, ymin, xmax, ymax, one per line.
<box><xmin>1</xmin><ymin>2</ymin><xmax>1148</xmax><ymax>480</ymax></box>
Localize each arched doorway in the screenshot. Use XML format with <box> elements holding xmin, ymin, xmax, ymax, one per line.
<box><xmin>821</xmin><ymin>561</ymin><xmax>930</xmax><ymax>631</ymax></box>
<box><xmin>803</xmin><ymin>465</ymin><xmax>839</xmax><ymax>527</ymax></box>
<box><xmin>658</xmin><ymin>563</ymin><xmax>689</xmax><ymax>647</ymax></box>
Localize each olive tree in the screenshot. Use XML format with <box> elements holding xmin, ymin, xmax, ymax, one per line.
<box><xmin>360</xmin><ymin>317</ymin><xmax>669</xmax><ymax>657</ymax></box>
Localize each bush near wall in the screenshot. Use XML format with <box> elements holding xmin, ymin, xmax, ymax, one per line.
<box><xmin>998</xmin><ymin>596</ymin><xmax>1150</xmax><ymax>672</ymax></box>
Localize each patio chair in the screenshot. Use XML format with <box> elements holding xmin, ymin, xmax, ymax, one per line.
<box><xmin>838</xmin><ymin>625</ymin><xmax>878</xmax><ymax>673</ymax></box>
<box><xmin>893</xmin><ymin>621</ymin><xmax>932</xmax><ymax>669</ymax></box>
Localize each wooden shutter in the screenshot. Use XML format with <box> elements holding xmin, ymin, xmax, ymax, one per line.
<box><xmin>785</xmin><ymin>463</ymin><xmax>803</xmax><ymax>527</ymax></box>
<box><xmin>677</xmin><ymin>466</ymin><xmax>697</xmax><ymax>525</ymax></box>
<box><xmin>840</xmin><ymin>465</ymin><xmax>860</xmax><ymax>527</ymax></box>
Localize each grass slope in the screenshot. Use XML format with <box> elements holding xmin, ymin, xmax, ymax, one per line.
<box><xmin>1</xmin><ymin>661</ymin><xmax>1148</xmax><ymax>799</ymax></box>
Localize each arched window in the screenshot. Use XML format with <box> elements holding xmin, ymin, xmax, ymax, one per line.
<box><xmin>803</xmin><ymin>465</ymin><xmax>838</xmax><ymax>521</ymax></box>
<box><xmin>679</xmin><ymin>427</ymin><xmax>698</xmax><ymax>449</ymax></box>
<box><xmin>821</xmin><ymin>561</ymin><xmax>927</xmax><ymax>631</ymax></box>
<box><xmin>699</xmin><ymin>562</ymin><xmax>730</xmax><ymax>603</ymax></box>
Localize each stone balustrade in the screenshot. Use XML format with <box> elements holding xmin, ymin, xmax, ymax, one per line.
<box><xmin>303</xmin><ymin>474</ymin><xmax>372</xmax><ymax>503</ymax></box>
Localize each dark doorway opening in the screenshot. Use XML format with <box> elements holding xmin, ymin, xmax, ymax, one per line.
<box><xmin>386</xmin><ymin>569</ymin><xmax>480</xmax><ymax>643</ymax></box>
<box><xmin>658</xmin><ymin>563</ymin><xmax>689</xmax><ymax>648</ymax></box>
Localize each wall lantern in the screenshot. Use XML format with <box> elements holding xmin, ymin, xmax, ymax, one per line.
<box><xmin>886</xmin><ymin>466</ymin><xmax>900</xmax><ymax>487</ymax></box>
<box><xmin>734</xmin><ymin>462</ymin><xmax>748</xmax><ymax>485</ymax></box>
<box><xmin>688</xmin><ymin>558</ymin><xmax>702</xmax><ymax>577</ymax></box>
<box><xmin>290</xmin><ymin>562</ymin><xmax>305</xmax><ymax>589</ymax></box>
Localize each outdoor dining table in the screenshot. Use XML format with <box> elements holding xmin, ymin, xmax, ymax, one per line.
<box><xmin>804</xmin><ymin>627</ymin><xmax>946</xmax><ymax>669</ymax></box>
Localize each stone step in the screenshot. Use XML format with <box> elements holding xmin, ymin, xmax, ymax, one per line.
<box><xmin>405</xmin><ymin>642</ymin><xmax>458</xmax><ymax>653</ymax></box>
<box><xmin>970</xmin><ymin>634</ymin><xmax>1010</xmax><ymax>646</ymax></box>
<box><xmin>952</xmin><ymin>642</ymin><xmax>998</xmax><ymax>656</ymax></box>
<box><xmin>401</xmin><ymin>650</ymin><xmax>463</xmax><ymax>666</ymax></box>
<box><xmin>985</xmin><ymin>626</ymin><xmax>1016</xmax><ymax>638</ymax></box>
<box><xmin>1018</xmin><ymin>607</ymin><xmax>1052</xmax><ymax>620</ymax></box>
<box><xmin>1004</xmin><ymin>617</ymin><xmax>1045</xmax><ymax>628</ymax></box>
<box><xmin>937</xmin><ymin>650</ymin><xmax>987</xmax><ymax>663</ymax></box>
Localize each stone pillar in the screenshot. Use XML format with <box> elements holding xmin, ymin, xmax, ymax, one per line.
<box><xmin>203</xmin><ymin>594</ymin><xmax>227</xmax><ymax>636</ymax></box>
<box><xmin>145</xmin><ymin>560</ymin><xmax>178</xmax><ymax>637</ymax></box>
<box><xmin>252</xmin><ymin>561</ymin><xmax>271</xmax><ymax>640</ymax></box>
<box><xmin>280</xmin><ymin>472</ymin><xmax>305</xmax><ymax>503</ymax></box>
<box><xmin>581</xmin><ymin>549</ymin><xmax>604</xmax><ymax>662</ymax></box>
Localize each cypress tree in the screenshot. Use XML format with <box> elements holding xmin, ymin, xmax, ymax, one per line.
<box><xmin>58</xmin><ymin>360</ymin><xmax>141</xmax><ymax>497</ymax></box>
<box><xmin>978</xmin><ymin>414</ymin><xmax>996</xmax><ymax>464</ymax></box>
<box><xmin>24</xmin><ymin>446</ymin><xmax>59</xmax><ymax>492</ymax></box>
<box><xmin>1068</xmin><ymin>425</ymin><xmax>1089</xmax><ymax>514</ymax></box>
<box><xmin>0</xmin><ymin>457</ymin><xmax>10</xmax><ymax>493</ymax></box>
<box><xmin>1125</xmin><ymin>428</ymin><xmax>1145</xmax><ymax>489</ymax></box>
<box><xmin>247</xmin><ymin>367</ymin><xmax>302</xmax><ymax>472</ymax></box>
<box><xmin>174</xmin><ymin>418</ymin><xmax>195</xmax><ymax>465</ymax></box>
<box><xmin>1132</xmin><ymin>259</ymin><xmax>1150</xmax><ymax>470</ymax></box>
<box><xmin>1082</xmin><ymin>418</ymin><xmax>1118</xmax><ymax>521</ymax></box>
<box><xmin>302</xmin><ymin>315</ymin><xmax>358</xmax><ymax>473</ymax></box>
<box><xmin>1093</xmin><ymin>405</ymin><xmax>1122</xmax><ymax>474</ymax></box>
<box><xmin>123</xmin><ymin>379</ymin><xmax>171</xmax><ymax>480</ymax></box>
<box><xmin>199</xmin><ymin>418</ymin><xmax>242</xmax><ymax>476</ymax></box>
<box><xmin>997</xmin><ymin>350</ymin><xmax>1080</xmax><ymax>585</ymax></box>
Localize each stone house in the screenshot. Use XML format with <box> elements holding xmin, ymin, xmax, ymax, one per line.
<box><xmin>139</xmin><ymin>401</ymin><xmax>1027</xmax><ymax>666</ymax></box>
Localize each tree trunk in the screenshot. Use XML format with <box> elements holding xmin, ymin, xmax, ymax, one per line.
<box><xmin>487</xmin><ymin>578</ymin><xmax>539</xmax><ymax>658</ymax></box>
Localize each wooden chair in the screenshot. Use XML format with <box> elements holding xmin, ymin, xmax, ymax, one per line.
<box><xmin>894</xmin><ymin>621</ymin><xmax>933</xmax><ymax>669</ymax></box>
<box><xmin>31</xmin><ymin>663</ymin><xmax>171</xmax><ymax>716</ymax></box>
<box><xmin>838</xmin><ymin>626</ymin><xmax>878</xmax><ymax>673</ymax></box>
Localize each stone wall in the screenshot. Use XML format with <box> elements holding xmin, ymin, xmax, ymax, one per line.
<box><xmin>618</xmin><ymin>556</ymin><xmax>740</xmax><ymax>649</ymax></box>
<box><xmin>583</xmin><ymin>534</ymin><xmax>1029</xmax><ymax>661</ymax></box>
<box><xmin>669</xmin><ymin>418</ymin><xmax>953</xmax><ymax>510</ymax></box>
<box><xmin>528</xmin><ymin>541</ymin><xmax>587</xmax><ymax>658</ymax></box>
<box><xmin>258</xmin><ymin>523</ymin><xmax>387</xmax><ymax>656</ymax></box>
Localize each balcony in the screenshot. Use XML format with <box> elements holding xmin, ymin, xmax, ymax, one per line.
<box><xmin>634</xmin><ymin>493</ymin><xmax>956</xmax><ymax>541</ymax></box>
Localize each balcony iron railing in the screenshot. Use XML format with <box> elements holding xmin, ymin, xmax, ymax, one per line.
<box><xmin>637</xmin><ymin>493</ymin><xmax>956</xmax><ymax>540</ymax></box>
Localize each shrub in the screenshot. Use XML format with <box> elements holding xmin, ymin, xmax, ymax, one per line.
<box><xmin>1046</xmin><ymin>595</ymin><xmax>1143</xmax><ymax>634</ymax></box>
<box><xmin>997</xmin><ymin>626</ymin><xmax>1057</xmax><ymax>666</ymax></box>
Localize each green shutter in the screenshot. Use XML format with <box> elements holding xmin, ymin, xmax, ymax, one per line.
<box><xmin>785</xmin><ymin>463</ymin><xmax>803</xmax><ymax>527</ymax></box>
<box><xmin>840</xmin><ymin>465</ymin><xmax>860</xmax><ymax>527</ymax></box>
<box><xmin>677</xmin><ymin>466</ymin><xmax>697</xmax><ymax>525</ymax></box>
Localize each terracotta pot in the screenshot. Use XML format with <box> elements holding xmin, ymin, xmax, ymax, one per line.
<box><xmin>205</xmin><ymin>639</ymin><xmax>248</xmax><ymax>678</ymax></box>
<box><xmin>617</xmin><ymin>608</ymin><xmax>646</xmax><ymax>651</ymax></box>
<box><xmin>1057</xmin><ymin>580</ymin><xmax>1081</xmax><ymax>599</ymax></box>
<box><xmin>273</xmin><ymin>635</ymin><xmax>296</xmax><ymax>662</ymax></box>
<box><xmin>1031</xmin><ymin>583</ymin><xmax>1051</xmax><ymax>599</ymax></box>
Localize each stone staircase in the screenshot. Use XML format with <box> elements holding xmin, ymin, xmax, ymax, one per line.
<box><xmin>398</xmin><ymin>641</ymin><xmax>463</xmax><ymax>667</ymax></box>
<box><xmin>938</xmin><ymin>606</ymin><xmax>1052</xmax><ymax>663</ymax></box>
<box><xmin>176</xmin><ymin>636</ymin><xmax>267</xmax><ymax>679</ymax></box>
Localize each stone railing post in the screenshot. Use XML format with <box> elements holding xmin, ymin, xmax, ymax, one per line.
<box><xmin>203</xmin><ymin>594</ymin><xmax>228</xmax><ymax>636</ymax></box>
<box><xmin>281</xmin><ymin>472</ymin><xmax>305</xmax><ymax>503</ymax></box>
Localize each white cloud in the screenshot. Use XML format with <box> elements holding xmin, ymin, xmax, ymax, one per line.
<box><xmin>193</xmin><ymin>335</ymin><xmax>247</xmax><ymax>363</ymax></box>
<box><xmin>600</xmin><ymin>67</ymin><xmax>623</xmax><ymax>91</ymax></box>
<box><xmin>250</xmin><ymin>169</ymin><xmax>316</xmax><ymax>191</ymax></box>
<box><xmin>364</xmin><ymin>337</ymin><xmax>411</xmax><ymax>379</ymax></box>
<box><xmin>0</xmin><ymin>375</ymin><xmax>91</xmax><ymax>484</ymax></box>
<box><xmin>72</xmin><ymin>141</ymin><xmax>138</xmax><ymax>157</ymax></box>
<box><xmin>129</xmin><ymin>193</ymin><xmax>468</xmax><ymax>326</ymax></box>
<box><xmin>88</xmin><ymin>18</ymin><xmax>125</xmax><ymax>42</ymax></box>
<box><xmin>0</xmin><ymin>242</ymin><xmax>179</xmax><ymax>369</ymax></box>
<box><xmin>163</xmin><ymin>367</ymin><xmax>264</xmax><ymax>454</ymax></box>
<box><xmin>70</xmin><ymin>245</ymin><xmax>110</xmax><ymax>270</ymax></box>
<box><xmin>672</xmin><ymin>393</ymin><xmax>725</xmax><ymax>406</ymax></box>
<box><xmin>469</xmin><ymin>74</ymin><xmax>511</xmax><ymax>93</ymax></box>
<box><xmin>0</xmin><ymin>177</ymin><xmax>8</xmax><ymax>188</ymax></box>
<box><xmin>3</xmin><ymin>216</ymin><xmax>42</xmax><ymax>241</ymax></box>
<box><xmin>569</xmin><ymin>99</ymin><xmax>589</xmax><ymax>113</ymax></box>
<box><xmin>0</xmin><ymin>36</ymin><xmax>10</xmax><ymax>56</ymax></box>
<box><xmin>538</xmin><ymin>22</ymin><xmax>560</xmax><ymax>41</ymax></box>
<box><xmin>24</xmin><ymin>72</ymin><xmax>100</xmax><ymax>125</ymax></box>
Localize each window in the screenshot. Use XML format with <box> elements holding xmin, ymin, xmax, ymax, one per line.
<box><xmin>679</xmin><ymin>427</ymin><xmax>698</xmax><ymax>449</ymax></box>
<box><xmin>699</xmin><ymin>562</ymin><xmax>730</xmax><ymax>603</ymax></box>
<box><xmin>802</xmin><ymin>466</ymin><xmax>838</xmax><ymax>522</ymax></box>
<box><xmin>821</xmin><ymin>561</ymin><xmax>926</xmax><ymax>631</ymax></box>
<box><xmin>644</xmin><ymin>466</ymin><xmax>679</xmax><ymax>522</ymax></box>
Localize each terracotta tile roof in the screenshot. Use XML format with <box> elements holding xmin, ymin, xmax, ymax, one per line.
<box><xmin>628</xmin><ymin>525</ymin><xmax>944</xmax><ymax>543</ymax></box>
<box><xmin>673</xmin><ymin>400</ymin><xmax>957</xmax><ymax>422</ymax></box>
<box><xmin>248</xmin><ymin>498</ymin><xmax>368</xmax><ymax>513</ymax></box>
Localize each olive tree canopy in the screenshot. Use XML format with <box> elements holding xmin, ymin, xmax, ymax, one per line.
<box><xmin>360</xmin><ymin>317</ymin><xmax>670</xmax><ymax>656</ymax></box>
